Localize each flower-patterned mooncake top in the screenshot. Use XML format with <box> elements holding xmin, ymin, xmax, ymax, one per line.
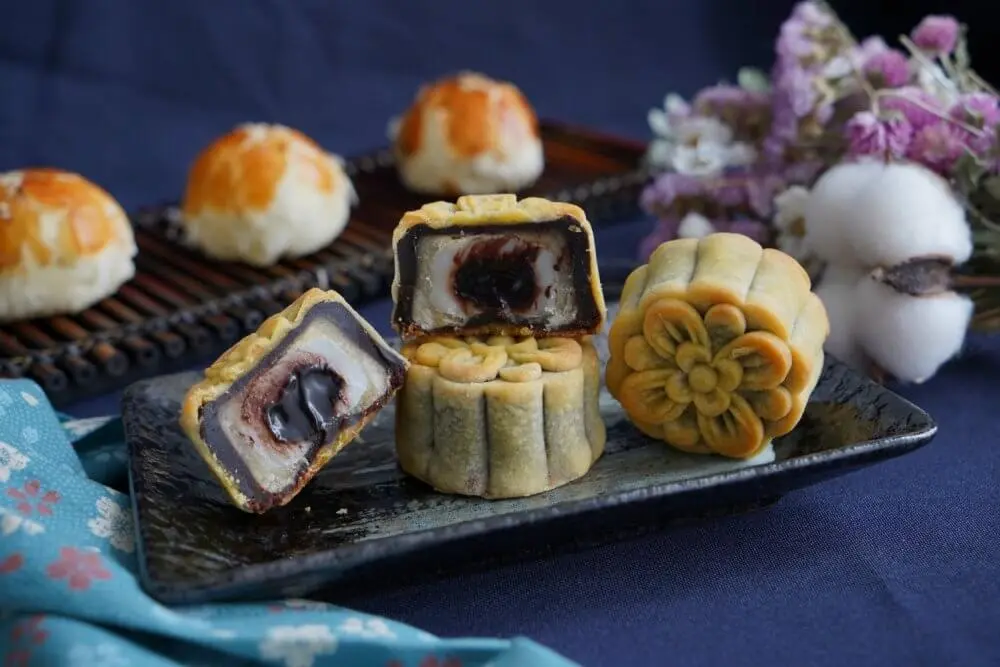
<box><xmin>608</xmin><ymin>233</ymin><xmax>829</xmax><ymax>459</ymax></box>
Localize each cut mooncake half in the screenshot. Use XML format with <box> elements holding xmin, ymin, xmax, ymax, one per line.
<box><xmin>180</xmin><ymin>288</ymin><xmax>408</xmax><ymax>513</ymax></box>
<box><xmin>390</xmin><ymin>194</ymin><xmax>606</xmax><ymax>339</ymax></box>
<box><xmin>395</xmin><ymin>334</ymin><xmax>606</xmax><ymax>498</ymax></box>
<box><xmin>606</xmin><ymin>233</ymin><xmax>830</xmax><ymax>460</ymax></box>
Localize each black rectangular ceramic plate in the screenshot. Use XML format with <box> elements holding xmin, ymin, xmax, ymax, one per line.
<box><xmin>124</xmin><ymin>324</ymin><xmax>938</xmax><ymax>605</ymax></box>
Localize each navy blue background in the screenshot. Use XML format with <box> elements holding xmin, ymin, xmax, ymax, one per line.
<box><xmin>3</xmin><ymin>1</ymin><xmax>1000</xmax><ymax>665</ymax></box>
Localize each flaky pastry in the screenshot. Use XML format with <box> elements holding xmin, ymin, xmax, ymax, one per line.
<box><xmin>390</xmin><ymin>72</ymin><xmax>544</xmax><ymax>195</ymax></box>
<box><xmin>0</xmin><ymin>168</ymin><xmax>136</xmax><ymax>322</ymax></box>
<box><xmin>181</xmin><ymin>123</ymin><xmax>356</xmax><ymax>267</ymax></box>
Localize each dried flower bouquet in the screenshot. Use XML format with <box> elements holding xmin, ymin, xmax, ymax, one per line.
<box><xmin>639</xmin><ymin>1</ymin><xmax>1000</xmax><ymax>383</ymax></box>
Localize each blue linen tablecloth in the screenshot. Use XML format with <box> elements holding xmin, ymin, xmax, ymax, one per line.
<box><xmin>3</xmin><ymin>2</ymin><xmax>1000</xmax><ymax>665</ymax></box>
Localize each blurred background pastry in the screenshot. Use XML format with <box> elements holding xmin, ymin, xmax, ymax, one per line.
<box><xmin>0</xmin><ymin>168</ymin><xmax>136</xmax><ymax>322</ymax></box>
<box><xmin>180</xmin><ymin>123</ymin><xmax>356</xmax><ymax>267</ymax></box>
<box><xmin>389</xmin><ymin>71</ymin><xmax>544</xmax><ymax>196</ymax></box>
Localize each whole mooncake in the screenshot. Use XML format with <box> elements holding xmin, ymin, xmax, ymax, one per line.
<box><xmin>390</xmin><ymin>71</ymin><xmax>544</xmax><ymax>196</ymax></box>
<box><xmin>0</xmin><ymin>168</ymin><xmax>136</xmax><ymax>322</ymax></box>
<box><xmin>606</xmin><ymin>233</ymin><xmax>830</xmax><ymax>459</ymax></box>
<box><xmin>391</xmin><ymin>194</ymin><xmax>606</xmax><ymax>339</ymax></box>
<box><xmin>395</xmin><ymin>335</ymin><xmax>606</xmax><ymax>498</ymax></box>
<box><xmin>180</xmin><ymin>123</ymin><xmax>356</xmax><ymax>267</ymax></box>
<box><xmin>180</xmin><ymin>288</ymin><xmax>407</xmax><ymax>513</ymax></box>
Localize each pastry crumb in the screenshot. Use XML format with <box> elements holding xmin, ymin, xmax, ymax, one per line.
<box><xmin>336</xmin><ymin>508</ymin><xmax>348</xmax><ymax>515</ymax></box>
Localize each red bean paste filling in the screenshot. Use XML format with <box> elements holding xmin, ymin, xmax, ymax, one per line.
<box><xmin>265</xmin><ymin>366</ymin><xmax>345</xmax><ymax>444</ymax></box>
<box><xmin>451</xmin><ymin>238</ymin><xmax>542</xmax><ymax>313</ymax></box>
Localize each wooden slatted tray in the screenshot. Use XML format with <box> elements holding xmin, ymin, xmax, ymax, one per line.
<box><xmin>0</xmin><ymin>120</ymin><xmax>651</xmax><ymax>408</ymax></box>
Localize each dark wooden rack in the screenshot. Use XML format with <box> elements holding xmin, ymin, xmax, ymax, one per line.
<box><xmin>0</xmin><ymin>120</ymin><xmax>652</xmax><ymax>408</ymax></box>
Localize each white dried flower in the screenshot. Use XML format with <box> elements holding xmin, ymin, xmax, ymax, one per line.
<box><xmin>853</xmin><ymin>277</ymin><xmax>973</xmax><ymax>383</ymax></box>
<box><xmin>646</xmin><ymin>105</ymin><xmax>757</xmax><ymax>175</ymax></box>
<box><xmin>805</xmin><ymin>160</ymin><xmax>975</xmax><ymax>383</ymax></box>
<box><xmin>841</xmin><ymin>162</ymin><xmax>972</xmax><ymax>267</ymax></box>
<box><xmin>677</xmin><ymin>212</ymin><xmax>717</xmax><ymax>239</ymax></box>
<box><xmin>813</xmin><ymin>265</ymin><xmax>866</xmax><ymax>370</ymax></box>
<box><xmin>804</xmin><ymin>159</ymin><xmax>884</xmax><ymax>267</ymax></box>
<box><xmin>772</xmin><ymin>186</ymin><xmax>812</xmax><ymax>262</ymax></box>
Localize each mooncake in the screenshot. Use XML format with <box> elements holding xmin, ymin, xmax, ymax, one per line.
<box><xmin>180</xmin><ymin>123</ymin><xmax>356</xmax><ymax>267</ymax></box>
<box><xmin>391</xmin><ymin>194</ymin><xmax>606</xmax><ymax>339</ymax></box>
<box><xmin>395</xmin><ymin>335</ymin><xmax>606</xmax><ymax>498</ymax></box>
<box><xmin>180</xmin><ymin>289</ymin><xmax>407</xmax><ymax>513</ymax></box>
<box><xmin>0</xmin><ymin>168</ymin><xmax>136</xmax><ymax>322</ymax></box>
<box><xmin>606</xmin><ymin>233</ymin><xmax>830</xmax><ymax>459</ymax></box>
<box><xmin>389</xmin><ymin>71</ymin><xmax>544</xmax><ymax>195</ymax></box>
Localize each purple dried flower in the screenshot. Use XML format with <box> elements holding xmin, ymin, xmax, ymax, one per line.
<box><xmin>911</xmin><ymin>15</ymin><xmax>960</xmax><ymax>54</ymax></box>
<box><xmin>864</xmin><ymin>50</ymin><xmax>911</xmax><ymax>88</ymax></box>
<box><xmin>881</xmin><ymin>87</ymin><xmax>946</xmax><ymax>129</ymax></box>
<box><xmin>692</xmin><ymin>85</ymin><xmax>771</xmax><ymax>119</ymax></box>
<box><xmin>778</xmin><ymin>67</ymin><xmax>819</xmax><ymax>118</ymax></box>
<box><xmin>845</xmin><ymin>111</ymin><xmax>913</xmax><ymax>158</ymax></box>
<box><xmin>720</xmin><ymin>219</ymin><xmax>771</xmax><ymax>244</ymax></box>
<box><xmin>853</xmin><ymin>36</ymin><xmax>889</xmax><ymax>65</ymax></box>
<box><xmin>745</xmin><ymin>174</ymin><xmax>788</xmax><ymax>219</ymax></box>
<box><xmin>791</xmin><ymin>1</ymin><xmax>832</xmax><ymax>26</ymax></box>
<box><xmin>782</xmin><ymin>159</ymin><xmax>825</xmax><ymax>184</ymax></box>
<box><xmin>709</xmin><ymin>180</ymin><xmax>747</xmax><ymax>208</ymax></box>
<box><xmin>951</xmin><ymin>92</ymin><xmax>1000</xmax><ymax>128</ymax></box>
<box><xmin>639</xmin><ymin>172</ymin><xmax>704</xmax><ymax>213</ymax></box>
<box><xmin>638</xmin><ymin>216</ymin><xmax>681</xmax><ymax>260</ymax></box>
<box><xmin>906</xmin><ymin>121</ymin><xmax>970</xmax><ymax>174</ymax></box>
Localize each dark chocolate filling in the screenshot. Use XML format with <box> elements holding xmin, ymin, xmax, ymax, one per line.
<box><xmin>197</xmin><ymin>301</ymin><xmax>407</xmax><ymax>513</ymax></box>
<box><xmin>265</xmin><ymin>366</ymin><xmax>346</xmax><ymax>444</ymax></box>
<box><xmin>392</xmin><ymin>217</ymin><xmax>601</xmax><ymax>334</ymax></box>
<box><xmin>451</xmin><ymin>237</ymin><xmax>542</xmax><ymax>314</ymax></box>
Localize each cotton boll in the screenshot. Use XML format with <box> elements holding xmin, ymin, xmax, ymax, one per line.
<box><xmin>814</xmin><ymin>265</ymin><xmax>867</xmax><ymax>371</ymax></box>
<box><xmin>844</xmin><ymin>162</ymin><xmax>973</xmax><ymax>268</ymax></box>
<box><xmin>854</xmin><ymin>276</ymin><xmax>973</xmax><ymax>383</ymax></box>
<box><xmin>804</xmin><ymin>160</ymin><xmax>884</xmax><ymax>267</ymax></box>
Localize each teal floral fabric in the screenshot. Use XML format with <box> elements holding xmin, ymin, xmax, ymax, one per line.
<box><xmin>0</xmin><ymin>379</ymin><xmax>578</xmax><ymax>667</ymax></box>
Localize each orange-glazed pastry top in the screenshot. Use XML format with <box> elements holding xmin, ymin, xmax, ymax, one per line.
<box><xmin>0</xmin><ymin>168</ymin><xmax>132</xmax><ymax>274</ymax></box>
<box><xmin>396</xmin><ymin>71</ymin><xmax>540</xmax><ymax>160</ymax></box>
<box><xmin>182</xmin><ymin>123</ymin><xmax>340</xmax><ymax>217</ymax></box>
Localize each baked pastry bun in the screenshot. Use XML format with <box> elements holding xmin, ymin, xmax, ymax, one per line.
<box><xmin>181</xmin><ymin>123</ymin><xmax>356</xmax><ymax>267</ymax></box>
<box><xmin>390</xmin><ymin>72</ymin><xmax>544</xmax><ymax>196</ymax></box>
<box><xmin>0</xmin><ymin>168</ymin><xmax>136</xmax><ymax>322</ymax></box>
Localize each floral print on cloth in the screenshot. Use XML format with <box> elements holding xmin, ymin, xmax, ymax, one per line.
<box><xmin>0</xmin><ymin>379</ymin><xmax>578</xmax><ymax>667</ymax></box>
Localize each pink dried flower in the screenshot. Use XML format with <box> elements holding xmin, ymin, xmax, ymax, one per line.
<box><xmin>881</xmin><ymin>87</ymin><xmax>946</xmax><ymax>129</ymax></box>
<box><xmin>911</xmin><ymin>15</ymin><xmax>960</xmax><ymax>54</ymax></box>
<box><xmin>906</xmin><ymin>121</ymin><xmax>970</xmax><ymax>174</ymax></box>
<box><xmin>846</xmin><ymin>111</ymin><xmax>912</xmax><ymax>159</ymax></box>
<box><xmin>950</xmin><ymin>92</ymin><xmax>1000</xmax><ymax>128</ymax></box>
<box><xmin>864</xmin><ymin>50</ymin><xmax>911</xmax><ymax>88</ymax></box>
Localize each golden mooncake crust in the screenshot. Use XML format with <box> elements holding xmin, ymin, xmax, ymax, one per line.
<box><xmin>606</xmin><ymin>233</ymin><xmax>830</xmax><ymax>459</ymax></box>
<box><xmin>395</xmin><ymin>334</ymin><xmax>606</xmax><ymax>498</ymax></box>
<box><xmin>180</xmin><ymin>288</ymin><xmax>407</xmax><ymax>512</ymax></box>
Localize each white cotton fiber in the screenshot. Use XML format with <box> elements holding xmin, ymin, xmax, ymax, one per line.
<box><xmin>814</xmin><ymin>265</ymin><xmax>867</xmax><ymax>371</ymax></box>
<box><xmin>804</xmin><ymin>160</ymin><xmax>884</xmax><ymax>267</ymax></box>
<box><xmin>854</xmin><ymin>276</ymin><xmax>974</xmax><ymax>383</ymax></box>
<box><xmin>843</xmin><ymin>162</ymin><xmax>973</xmax><ymax>268</ymax></box>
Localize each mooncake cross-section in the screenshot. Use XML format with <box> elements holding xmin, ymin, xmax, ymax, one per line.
<box><xmin>180</xmin><ymin>288</ymin><xmax>408</xmax><ymax>513</ymax></box>
<box><xmin>391</xmin><ymin>194</ymin><xmax>607</xmax><ymax>339</ymax></box>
